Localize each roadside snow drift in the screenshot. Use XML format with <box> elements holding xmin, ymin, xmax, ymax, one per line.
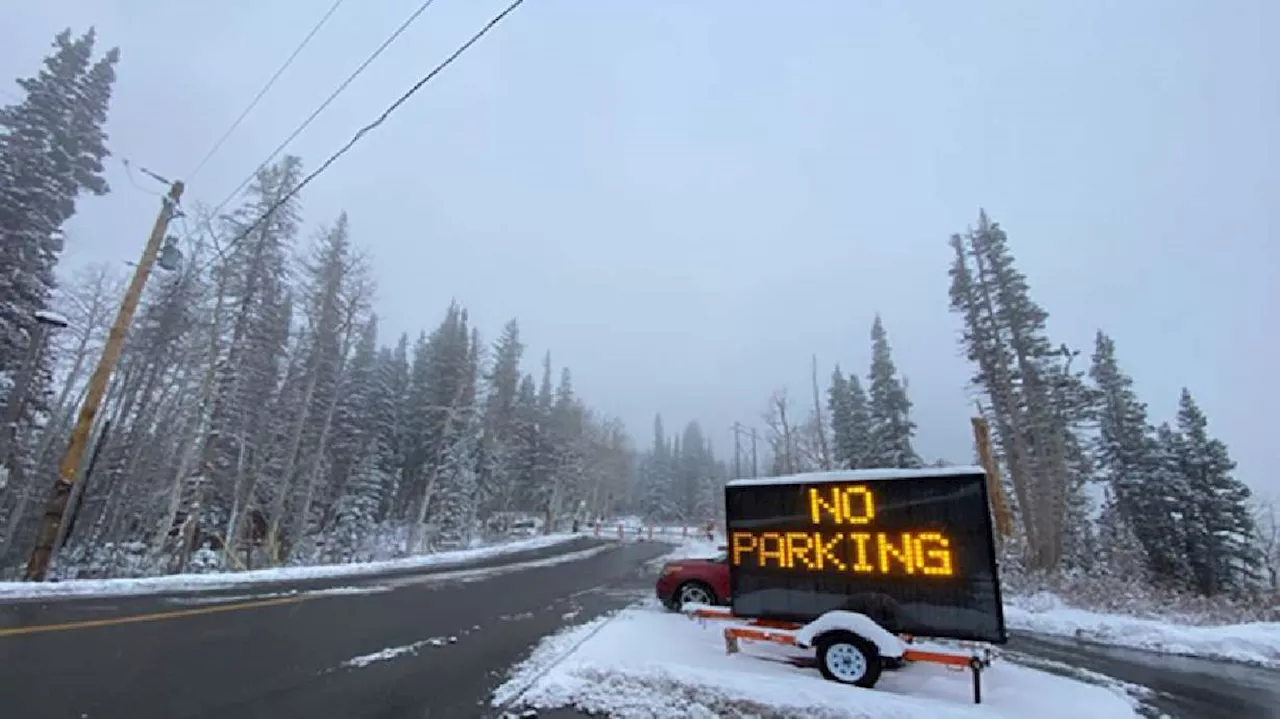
<box><xmin>0</xmin><ymin>533</ymin><xmax>584</xmax><ymax>600</ymax></box>
<box><xmin>493</xmin><ymin>602</ymin><xmax>1140</xmax><ymax>719</ymax></box>
<box><xmin>1005</xmin><ymin>593</ymin><xmax>1280</xmax><ymax>670</ymax></box>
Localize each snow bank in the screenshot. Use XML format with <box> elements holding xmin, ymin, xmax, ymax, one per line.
<box><xmin>494</xmin><ymin>602</ymin><xmax>1140</xmax><ymax>719</ymax></box>
<box><xmin>0</xmin><ymin>533</ymin><xmax>584</xmax><ymax>600</ymax></box>
<box><xmin>1006</xmin><ymin>592</ymin><xmax>1280</xmax><ymax>669</ymax></box>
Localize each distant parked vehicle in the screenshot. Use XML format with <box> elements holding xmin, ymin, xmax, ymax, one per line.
<box><xmin>509</xmin><ymin>518</ymin><xmax>541</xmax><ymax>536</ymax></box>
<box><xmin>655</xmin><ymin>548</ymin><xmax>731</xmax><ymax>611</ymax></box>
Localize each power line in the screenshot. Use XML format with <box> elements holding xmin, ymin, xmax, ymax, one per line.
<box><xmin>207</xmin><ymin>0</ymin><xmax>443</xmax><ymax>219</ymax></box>
<box><xmin>197</xmin><ymin>0</ymin><xmax>529</xmax><ymax>274</ymax></box>
<box><xmin>187</xmin><ymin>0</ymin><xmax>349</xmax><ymax>183</ymax></box>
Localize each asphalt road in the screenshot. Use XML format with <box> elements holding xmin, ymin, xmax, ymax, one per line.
<box><xmin>0</xmin><ymin>538</ymin><xmax>671</xmax><ymax>719</ymax></box>
<box><xmin>5</xmin><ymin>540</ymin><xmax>1278</xmax><ymax>719</ymax></box>
<box><xmin>1006</xmin><ymin>632</ymin><xmax>1280</xmax><ymax>719</ymax></box>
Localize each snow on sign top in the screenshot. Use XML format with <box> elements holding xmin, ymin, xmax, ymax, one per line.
<box><xmin>725</xmin><ymin>465</ymin><xmax>986</xmax><ymax>488</ymax></box>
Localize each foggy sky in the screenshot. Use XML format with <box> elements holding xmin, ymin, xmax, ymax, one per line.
<box><xmin>3</xmin><ymin>1</ymin><xmax>1276</xmax><ymax>498</ymax></box>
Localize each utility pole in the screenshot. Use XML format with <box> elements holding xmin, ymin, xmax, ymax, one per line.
<box><xmin>750</xmin><ymin>427</ymin><xmax>758</xmax><ymax>478</ymax></box>
<box><xmin>730</xmin><ymin>422</ymin><xmax>761</xmax><ymax>479</ymax></box>
<box><xmin>24</xmin><ymin>180</ymin><xmax>185</xmax><ymax>581</ymax></box>
<box><xmin>731</xmin><ymin>422</ymin><xmax>743</xmax><ymax>479</ymax></box>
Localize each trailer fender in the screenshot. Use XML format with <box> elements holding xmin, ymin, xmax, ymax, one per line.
<box><xmin>794</xmin><ymin>611</ymin><xmax>906</xmax><ymax>659</ymax></box>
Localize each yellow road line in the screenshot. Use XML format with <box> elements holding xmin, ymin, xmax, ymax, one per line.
<box><xmin>0</xmin><ymin>595</ymin><xmax>306</xmax><ymax>638</ymax></box>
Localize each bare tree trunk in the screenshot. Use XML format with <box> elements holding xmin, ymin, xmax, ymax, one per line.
<box><xmin>968</xmin><ymin>241</ymin><xmax>1040</xmax><ymax>565</ymax></box>
<box><xmin>287</xmin><ymin>374</ymin><xmax>342</xmax><ymax>559</ymax></box>
<box><xmin>810</xmin><ymin>355</ymin><xmax>831</xmax><ymax>471</ymax></box>
<box><xmin>155</xmin><ymin>275</ymin><xmax>227</xmax><ymax>555</ymax></box>
<box><xmin>265</xmin><ymin>350</ymin><xmax>321</xmax><ymax>553</ymax></box>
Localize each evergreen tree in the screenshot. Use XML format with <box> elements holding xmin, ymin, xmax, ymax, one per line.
<box><xmin>865</xmin><ymin>315</ymin><xmax>919</xmax><ymax>468</ymax></box>
<box><xmin>641</xmin><ymin>415</ymin><xmax>675</xmax><ymax>521</ymax></box>
<box><xmin>329</xmin><ymin>448</ymin><xmax>390</xmax><ymax>562</ymax></box>
<box><xmin>948</xmin><ymin>210</ymin><xmax>1081</xmax><ymax>571</ymax></box>
<box><xmin>1089</xmin><ymin>331</ymin><xmax>1189</xmax><ymax>585</ymax></box>
<box><xmin>828</xmin><ymin>367</ymin><xmax>872</xmax><ymax>470</ymax></box>
<box><xmin>1096</xmin><ymin>488</ymin><xmax>1149</xmax><ymax>583</ymax></box>
<box><xmin>827</xmin><ymin>368</ymin><xmax>853</xmax><ymax>468</ymax></box>
<box><xmin>1174</xmin><ymin>389</ymin><xmax>1258</xmax><ymax>595</ymax></box>
<box><xmin>479</xmin><ymin>320</ymin><xmax>523</xmax><ymax>516</ymax></box>
<box><xmin>511</xmin><ymin>373</ymin><xmax>540</xmax><ymax>512</ymax></box>
<box><xmin>0</xmin><ymin>28</ymin><xmax>118</xmax><ymax>467</ymax></box>
<box><xmin>434</xmin><ymin>328</ymin><xmax>481</xmax><ymax>545</ymax></box>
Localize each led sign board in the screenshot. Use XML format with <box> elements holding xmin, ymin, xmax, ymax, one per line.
<box><xmin>725</xmin><ymin>467</ymin><xmax>1007</xmax><ymax>644</ymax></box>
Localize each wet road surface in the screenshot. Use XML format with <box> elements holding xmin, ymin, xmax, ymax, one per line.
<box><xmin>1006</xmin><ymin>632</ymin><xmax>1280</xmax><ymax>719</ymax></box>
<box><xmin>0</xmin><ymin>538</ymin><xmax>670</xmax><ymax>719</ymax></box>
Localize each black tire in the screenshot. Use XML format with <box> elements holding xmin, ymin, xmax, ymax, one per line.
<box><xmin>669</xmin><ymin>580</ymin><xmax>718</xmax><ymax>611</ymax></box>
<box><xmin>815</xmin><ymin>631</ymin><xmax>883</xmax><ymax>688</ymax></box>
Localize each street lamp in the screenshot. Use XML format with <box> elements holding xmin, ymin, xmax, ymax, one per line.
<box><xmin>0</xmin><ymin>309</ymin><xmax>70</xmax><ymax>482</ymax></box>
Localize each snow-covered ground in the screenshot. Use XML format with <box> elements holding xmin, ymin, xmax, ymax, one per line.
<box><xmin>0</xmin><ymin>532</ymin><xmax>585</xmax><ymax>600</ymax></box>
<box><xmin>1005</xmin><ymin>591</ymin><xmax>1280</xmax><ymax>670</ymax></box>
<box><xmin>492</xmin><ymin>599</ymin><xmax>1142</xmax><ymax>719</ymax></box>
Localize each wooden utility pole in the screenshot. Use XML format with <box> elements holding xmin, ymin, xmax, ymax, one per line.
<box><xmin>24</xmin><ymin>181</ymin><xmax>184</xmax><ymax>581</ymax></box>
<box><xmin>731</xmin><ymin>422</ymin><xmax>743</xmax><ymax>479</ymax></box>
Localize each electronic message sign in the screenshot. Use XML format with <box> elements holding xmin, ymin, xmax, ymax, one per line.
<box><xmin>725</xmin><ymin>467</ymin><xmax>1007</xmax><ymax>644</ymax></box>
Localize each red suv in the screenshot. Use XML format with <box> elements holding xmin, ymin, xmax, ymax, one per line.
<box><xmin>655</xmin><ymin>547</ymin><xmax>731</xmax><ymax>610</ymax></box>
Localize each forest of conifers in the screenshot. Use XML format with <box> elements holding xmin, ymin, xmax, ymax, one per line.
<box><xmin>1</xmin><ymin>29</ymin><xmax>1275</xmax><ymax>617</ymax></box>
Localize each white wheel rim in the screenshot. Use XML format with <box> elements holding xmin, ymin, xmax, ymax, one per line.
<box><xmin>680</xmin><ymin>585</ymin><xmax>711</xmax><ymax>605</ymax></box>
<box><xmin>827</xmin><ymin>643</ymin><xmax>868</xmax><ymax>682</ymax></box>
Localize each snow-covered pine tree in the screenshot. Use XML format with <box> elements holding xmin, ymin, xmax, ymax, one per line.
<box><xmin>478</xmin><ymin>319</ymin><xmax>523</xmax><ymax>519</ymax></box>
<box><xmin>210</xmin><ymin>156</ymin><xmax>303</xmax><ymax>548</ymax></box>
<box><xmin>1089</xmin><ymin>331</ymin><xmax>1190</xmax><ymax>586</ymax></box>
<box><xmin>827</xmin><ymin>368</ymin><xmax>854</xmax><ymax>469</ymax></box>
<box><xmin>676</xmin><ymin>421</ymin><xmax>709</xmax><ymax>521</ymax></box>
<box><xmin>1173</xmin><ymin>389</ymin><xmax>1258</xmax><ymax>595</ymax></box>
<box><xmin>0</xmin><ymin>28</ymin><xmax>118</xmax><ymax>485</ymax></box>
<box><xmin>511</xmin><ymin>373</ymin><xmax>540</xmax><ymax>515</ymax></box>
<box><xmin>376</xmin><ymin>335</ymin><xmax>411</xmax><ymax>521</ymax></box>
<box><xmin>524</xmin><ymin>352</ymin><xmax>558</xmax><ymax>525</ymax></box>
<box><xmin>1045</xmin><ymin>344</ymin><xmax>1097</xmax><ymax>573</ymax></box>
<box><xmin>865</xmin><ymin>315</ymin><xmax>920</xmax><ymax>469</ymax></box>
<box><xmin>543</xmin><ymin>366</ymin><xmax>585</xmax><ymax>532</ymax></box>
<box><xmin>434</xmin><ymin>327</ymin><xmax>482</xmax><ymax>546</ymax></box>
<box><xmin>641</xmin><ymin>414</ymin><xmax>675</xmax><ymax>522</ymax></box>
<box><xmin>846</xmin><ymin>374</ymin><xmax>872</xmax><ymax>469</ymax></box>
<box><xmin>1096</xmin><ymin>487</ymin><xmax>1149</xmax><ymax>584</ymax></box>
<box><xmin>326</xmin><ymin>315</ymin><xmax>380</xmax><ymax>511</ymax></box>
<box><xmin>948</xmin><ymin>210</ymin><xmax>1081</xmax><ymax>572</ymax></box>
<box><xmin>404</xmin><ymin>303</ymin><xmax>473</xmax><ymax>551</ymax></box>
<box><xmin>328</xmin><ymin>444</ymin><xmax>390</xmax><ymax>562</ymax></box>
<box><xmin>827</xmin><ymin>368</ymin><xmax>871</xmax><ymax>470</ymax></box>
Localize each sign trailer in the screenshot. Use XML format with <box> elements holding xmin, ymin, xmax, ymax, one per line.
<box><xmin>690</xmin><ymin>466</ymin><xmax>1008</xmax><ymax>702</ymax></box>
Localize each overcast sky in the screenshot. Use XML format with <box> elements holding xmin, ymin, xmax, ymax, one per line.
<box><xmin>3</xmin><ymin>1</ymin><xmax>1276</xmax><ymax>497</ymax></box>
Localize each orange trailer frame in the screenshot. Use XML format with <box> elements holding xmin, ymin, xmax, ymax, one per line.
<box><xmin>685</xmin><ymin>605</ymin><xmax>995</xmax><ymax>704</ymax></box>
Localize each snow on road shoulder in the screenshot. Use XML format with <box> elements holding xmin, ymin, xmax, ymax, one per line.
<box><xmin>1005</xmin><ymin>592</ymin><xmax>1280</xmax><ymax>670</ymax></box>
<box><xmin>493</xmin><ymin>601</ymin><xmax>1139</xmax><ymax>719</ymax></box>
<box><xmin>0</xmin><ymin>533</ymin><xmax>585</xmax><ymax>600</ymax></box>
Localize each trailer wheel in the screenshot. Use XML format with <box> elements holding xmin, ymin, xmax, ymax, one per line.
<box><xmin>815</xmin><ymin>631</ymin><xmax>882</xmax><ymax>688</ymax></box>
